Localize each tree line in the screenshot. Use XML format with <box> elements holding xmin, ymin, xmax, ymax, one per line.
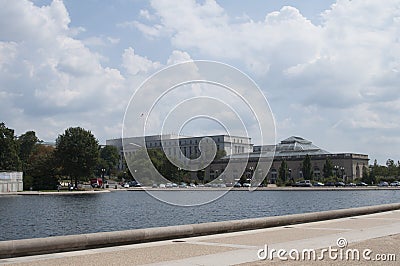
<box><xmin>3</xmin><ymin>121</ymin><xmax>399</xmax><ymax>189</ymax></box>
<box><xmin>0</xmin><ymin>122</ymin><xmax>119</xmax><ymax>190</ymax></box>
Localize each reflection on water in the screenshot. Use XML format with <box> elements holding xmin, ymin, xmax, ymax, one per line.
<box><xmin>0</xmin><ymin>190</ymin><xmax>399</xmax><ymax>241</ymax></box>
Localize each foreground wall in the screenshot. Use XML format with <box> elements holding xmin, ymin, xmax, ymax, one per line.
<box><xmin>1</xmin><ymin>202</ymin><xmax>400</xmax><ymax>259</ymax></box>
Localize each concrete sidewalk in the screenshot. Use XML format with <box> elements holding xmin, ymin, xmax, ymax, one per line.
<box><xmin>2</xmin><ymin>210</ymin><xmax>400</xmax><ymax>265</ymax></box>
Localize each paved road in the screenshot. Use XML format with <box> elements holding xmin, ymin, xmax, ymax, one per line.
<box><xmin>2</xmin><ymin>210</ymin><xmax>400</xmax><ymax>265</ymax></box>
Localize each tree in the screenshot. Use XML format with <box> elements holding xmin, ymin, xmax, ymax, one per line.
<box><xmin>214</xmin><ymin>150</ymin><xmax>227</xmax><ymax>160</ymax></box>
<box><xmin>0</xmin><ymin>122</ymin><xmax>21</xmax><ymax>171</ymax></box>
<box><xmin>99</xmin><ymin>145</ymin><xmax>119</xmax><ymax>175</ymax></box>
<box><xmin>361</xmin><ymin>165</ymin><xmax>375</xmax><ymax>185</ymax></box>
<box><xmin>302</xmin><ymin>154</ymin><xmax>313</xmax><ymax>180</ymax></box>
<box><xmin>323</xmin><ymin>158</ymin><xmax>333</xmax><ymax>178</ymax></box>
<box><xmin>386</xmin><ymin>159</ymin><xmax>398</xmax><ymax>177</ymax></box>
<box><xmin>17</xmin><ymin>131</ymin><xmax>40</xmax><ymax>170</ymax></box>
<box><xmin>55</xmin><ymin>127</ymin><xmax>99</xmax><ymax>188</ymax></box>
<box><xmin>26</xmin><ymin>145</ymin><xmax>58</xmax><ymax>190</ymax></box>
<box><xmin>278</xmin><ymin>160</ymin><xmax>289</xmax><ymax>184</ymax></box>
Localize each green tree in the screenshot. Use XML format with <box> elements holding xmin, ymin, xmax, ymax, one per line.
<box><xmin>386</xmin><ymin>159</ymin><xmax>398</xmax><ymax>177</ymax></box>
<box><xmin>371</xmin><ymin>159</ymin><xmax>388</xmax><ymax>179</ymax></box>
<box><xmin>302</xmin><ymin>154</ymin><xmax>313</xmax><ymax>180</ymax></box>
<box><xmin>148</xmin><ymin>149</ymin><xmax>182</xmax><ymax>182</ymax></box>
<box><xmin>99</xmin><ymin>145</ymin><xmax>119</xmax><ymax>175</ymax></box>
<box><xmin>361</xmin><ymin>165</ymin><xmax>375</xmax><ymax>185</ymax></box>
<box><xmin>17</xmin><ymin>131</ymin><xmax>40</xmax><ymax>170</ymax></box>
<box><xmin>0</xmin><ymin>122</ymin><xmax>21</xmax><ymax>171</ymax></box>
<box><xmin>323</xmin><ymin>158</ymin><xmax>333</xmax><ymax>178</ymax></box>
<box><xmin>55</xmin><ymin>127</ymin><xmax>99</xmax><ymax>188</ymax></box>
<box><xmin>27</xmin><ymin>145</ymin><xmax>58</xmax><ymax>190</ymax></box>
<box><xmin>214</xmin><ymin>150</ymin><xmax>227</xmax><ymax>160</ymax></box>
<box><xmin>278</xmin><ymin>160</ymin><xmax>289</xmax><ymax>184</ymax></box>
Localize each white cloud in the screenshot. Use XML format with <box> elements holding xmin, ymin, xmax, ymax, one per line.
<box><xmin>1</xmin><ymin>0</ymin><xmax>400</xmax><ymax>163</ymax></box>
<box><xmin>167</xmin><ymin>50</ymin><xmax>192</xmax><ymax>65</ymax></box>
<box><xmin>122</xmin><ymin>47</ymin><xmax>161</xmax><ymax>75</ymax></box>
<box><xmin>139</xmin><ymin>9</ymin><xmax>156</xmax><ymax>21</ymax></box>
<box><xmin>0</xmin><ymin>0</ymin><xmax>129</xmax><ymax>142</ymax></box>
<box><xmin>131</xmin><ymin>0</ymin><xmax>400</xmax><ymax>162</ymax></box>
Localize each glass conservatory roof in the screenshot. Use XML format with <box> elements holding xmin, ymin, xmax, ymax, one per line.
<box><xmin>224</xmin><ymin>136</ymin><xmax>330</xmax><ymax>160</ymax></box>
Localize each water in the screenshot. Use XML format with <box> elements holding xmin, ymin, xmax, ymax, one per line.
<box><xmin>1</xmin><ymin>190</ymin><xmax>400</xmax><ymax>241</ymax></box>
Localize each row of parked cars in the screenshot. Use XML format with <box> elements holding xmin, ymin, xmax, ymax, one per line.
<box><xmin>152</xmin><ymin>182</ymin><xmax>252</xmax><ymax>188</ymax></box>
<box><xmin>377</xmin><ymin>181</ymin><xmax>400</xmax><ymax>187</ymax></box>
<box><xmin>122</xmin><ymin>181</ymin><xmax>254</xmax><ymax>188</ymax></box>
<box><xmin>122</xmin><ymin>180</ymin><xmax>400</xmax><ymax>188</ymax></box>
<box><xmin>293</xmin><ymin>180</ymin><xmax>369</xmax><ymax>187</ymax></box>
<box><xmin>293</xmin><ymin>180</ymin><xmax>400</xmax><ymax>187</ymax></box>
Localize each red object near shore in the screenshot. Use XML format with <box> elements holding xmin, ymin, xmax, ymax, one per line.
<box><xmin>90</xmin><ymin>178</ymin><xmax>103</xmax><ymax>188</ymax></box>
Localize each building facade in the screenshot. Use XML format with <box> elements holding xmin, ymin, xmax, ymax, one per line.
<box><xmin>0</xmin><ymin>172</ymin><xmax>23</xmax><ymax>192</ymax></box>
<box><xmin>207</xmin><ymin>136</ymin><xmax>369</xmax><ymax>184</ymax></box>
<box><xmin>106</xmin><ymin>134</ymin><xmax>253</xmax><ymax>170</ymax></box>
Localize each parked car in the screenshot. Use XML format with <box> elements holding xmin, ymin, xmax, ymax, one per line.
<box><xmin>379</xmin><ymin>181</ymin><xmax>389</xmax><ymax>187</ymax></box>
<box><xmin>324</xmin><ymin>182</ymin><xmax>335</xmax><ymax>187</ymax></box>
<box><xmin>390</xmin><ymin>181</ymin><xmax>400</xmax><ymax>186</ymax></box>
<box><xmin>356</xmin><ymin>182</ymin><xmax>368</xmax><ymax>186</ymax></box>
<box><xmin>123</xmin><ymin>183</ymin><xmax>129</xmax><ymax>188</ymax></box>
<box><xmin>128</xmin><ymin>181</ymin><xmax>141</xmax><ymax>187</ymax></box>
<box><xmin>159</xmin><ymin>183</ymin><xmax>166</xmax><ymax>188</ymax></box>
<box><xmin>378</xmin><ymin>181</ymin><xmax>389</xmax><ymax>187</ymax></box>
<box><xmin>294</xmin><ymin>180</ymin><xmax>312</xmax><ymax>187</ymax></box>
<box><xmin>233</xmin><ymin>183</ymin><xmax>242</xmax><ymax>187</ymax></box>
<box><xmin>346</xmin><ymin>183</ymin><xmax>357</xmax><ymax>187</ymax></box>
<box><xmin>335</xmin><ymin>182</ymin><xmax>345</xmax><ymax>187</ymax></box>
<box><xmin>313</xmin><ymin>182</ymin><xmax>324</xmax><ymax>187</ymax></box>
<box><xmin>242</xmin><ymin>183</ymin><xmax>251</xmax><ymax>187</ymax></box>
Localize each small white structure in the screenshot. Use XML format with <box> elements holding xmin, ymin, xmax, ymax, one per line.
<box><xmin>0</xmin><ymin>172</ymin><xmax>23</xmax><ymax>192</ymax></box>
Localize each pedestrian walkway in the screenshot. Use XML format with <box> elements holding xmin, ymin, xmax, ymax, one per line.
<box><xmin>2</xmin><ymin>210</ymin><xmax>400</xmax><ymax>265</ymax></box>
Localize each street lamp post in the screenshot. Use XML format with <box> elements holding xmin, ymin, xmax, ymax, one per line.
<box><xmin>101</xmin><ymin>168</ymin><xmax>106</xmax><ymax>188</ymax></box>
<box><xmin>340</xmin><ymin>167</ymin><xmax>345</xmax><ymax>182</ymax></box>
<box><xmin>249</xmin><ymin>166</ymin><xmax>254</xmax><ymax>182</ymax></box>
<box><xmin>334</xmin><ymin>166</ymin><xmax>339</xmax><ymax>181</ymax></box>
<box><xmin>287</xmin><ymin>168</ymin><xmax>292</xmax><ymax>183</ymax></box>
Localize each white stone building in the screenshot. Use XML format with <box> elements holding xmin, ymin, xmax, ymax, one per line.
<box><xmin>0</xmin><ymin>172</ymin><xmax>23</xmax><ymax>192</ymax></box>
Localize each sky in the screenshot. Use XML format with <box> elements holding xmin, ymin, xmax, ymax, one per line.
<box><xmin>1</xmin><ymin>0</ymin><xmax>399</xmax><ymax>164</ymax></box>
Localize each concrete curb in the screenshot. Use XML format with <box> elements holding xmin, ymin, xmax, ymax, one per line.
<box><xmin>1</xmin><ymin>202</ymin><xmax>400</xmax><ymax>259</ymax></box>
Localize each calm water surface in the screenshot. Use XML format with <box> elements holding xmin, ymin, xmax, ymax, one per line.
<box><xmin>1</xmin><ymin>190</ymin><xmax>400</xmax><ymax>241</ymax></box>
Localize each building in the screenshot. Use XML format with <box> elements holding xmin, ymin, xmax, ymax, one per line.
<box><xmin>0</xmin><ymin>172</ymin><xmax>23</xmax><ymax>192</ymax></box>
<box><xmin>106</xmin><ymin>134</ymin><xmax>253</xmax><ymax>170</ymax></box>
<box><xmin>207</xmin><ymin>136</ymin><xmax>369</xmax><ymax>183</ymax></box>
